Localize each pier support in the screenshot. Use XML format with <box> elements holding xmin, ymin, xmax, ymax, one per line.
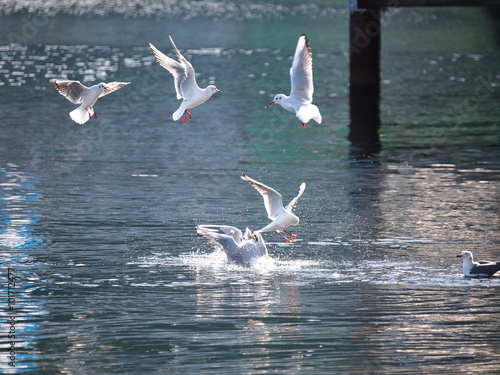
<box><xmin>347</xmin><ymin>0</ymin><xmax>497</xmax><ymax>156</ymax></box>
<box><xmin>348</xmin><ymin>4</ymin><xmax>381</xmax><ymax>156</ymax></box>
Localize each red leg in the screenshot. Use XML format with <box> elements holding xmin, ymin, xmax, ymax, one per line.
<box><xmin>284</xmin><ymin>229</ymin><xmax>297</xmax><ymax>238</ymax></box>
<box><xmin>301</xmin><ymin>122</ymin><xmax>306</xmax><ymax>127</ymax></box>
<box><xmin>182</xmin><ymin>110</ymin><xmax>192</xmax><ymax>123</ymax></box>
<box><xmin>278</xmin><ymin>231</ymin><xmax>292</xmax><ymax>243</ymax></box>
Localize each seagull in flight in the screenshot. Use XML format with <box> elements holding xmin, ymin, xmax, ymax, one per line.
<box><xmin>241</xmin><ymin>173</ymin><xmax>306</xmax><ymax>242</ymax></box>
<box><xmin>457</xmin><ymin>251</ymin><xmax>500</xmax><ymax>277</ymax></box>
<box><xmin>196</xmin><ymin>225</ymin><xmax>268</xmax><ymax>267</ymax></box>
<box><xmin>269</xmin><ymin>34</ymin><xmax>322</xmax><ymax>127</ymax></box>
<box><xmin>53</xmin><ymin>80</ymin><xmax>130</xmax><ymax>124</ymax></box>
<box><xmin>149</xmin><ymin>35</ymin><xmax>220</xmax><ymax>123</ymax></box>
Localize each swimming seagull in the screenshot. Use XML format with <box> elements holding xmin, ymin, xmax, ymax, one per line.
<box><xmin>269</xmin><ymin>34</ymin><xmax>322</xmax><ymax>127</ymax></box>
<box><xmin>149</xmin><ymin>35</ymin><xmax>220</xmax><ymax>123</ymax></box>
<box><xmin>196</xmin><ymin>225</ymin><xmax>268</xmax><ymax>267</ymax></box>
<box><xmin>53</xmin><ymin>80</ymin><xmax>130</xmax><ymax>124</ymax></box>
<box><xmin>457</xmin><ymin>251</ymin><xmax>500</xmax><ymax>277</ymax></box>
<box><xmin>241</xmin><ymin>173</ymin><xmax>305</xmax><ymax>242</ymax></box>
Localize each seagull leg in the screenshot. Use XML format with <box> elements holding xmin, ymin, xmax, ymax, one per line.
<box><xmin>182</xmin><ymin>110</ymin><xmax>193</xmax><ymax>124</ymax></box>
<box><xmin>278</xmin><ymin>231</ymin><xmax>292</xmax><ymax>243</ymax></box>
<box><xmin>301</xmin><ymin>122</ymin><xmax>306</xmax><ymax>127</ymax></box>
<box><xmin>284</xmin><ymin>229</ymin><xmax>297</xmax><ymax>238</ymax></box>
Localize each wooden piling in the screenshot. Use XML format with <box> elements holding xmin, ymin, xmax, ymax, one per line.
<box><xmin>348</xmin><ymin>5</ymin><xmax>382</xmax><ymax>155</ymax></box>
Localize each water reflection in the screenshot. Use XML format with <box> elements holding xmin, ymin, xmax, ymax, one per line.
<box><xmin>349</xmin><ymin>90</ymin><xmax>381</xmax><ymax>157</ymax></box>
<box><xmin>0</xmin><ymin>164</ymin><xmax>46</xmax><ymax>373</ymax></box>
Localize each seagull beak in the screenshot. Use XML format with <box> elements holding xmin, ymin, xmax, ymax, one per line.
<box><xmin>216</xmin><ymin>89</ymin><xmax>221</xmax><ymax>93</ymax></box>
<box><xmin>104</xmin><ymin>87</ymin><xmax>110</xmax><ymax>91</ymax></box>
<box><xmin>269</xmin><ymin>101</ymin><xmax>275</xmax><ymax>105</ymax></box>
<box><xmin>456</xmin><ymin>254</ymin><xmax>462</xmax><ymax>257</ymax></box>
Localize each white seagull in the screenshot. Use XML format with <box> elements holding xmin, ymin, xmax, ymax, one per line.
<box><xmin>457</xmin><ymin>251</ymin><xmax>500</xmax><ymax>277</ymax></box>
<box><xmin>269</xmin><ymin>34</ymin><xmax>322</xmax><ymax>127</ymax></box>
<box><xmin>196</xmin><ymin>225</ymin><xmax>268</xmax><ymax>267</ymax></box>
<box><xmin>53</xmin><ymin>80</ymin><xmax>130</xmax><ymax>124</ymax></box>
<box><xmin>241</xmin><ymin>173</ymin><xmax>305</xmax><ymax>242</ymax></box>
<box><xmin>149</xmin><ymin>35</ymin><xmax>220</xmax><ymax>123</ymax></box>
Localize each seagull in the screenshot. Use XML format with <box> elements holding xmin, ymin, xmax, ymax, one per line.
<box><xmin>457</xmin><ymin>251</ymin><xmax>500</xmax><ymax>277</ymax></box>
<box><xmin>149</xmin><ymin>35</ymin><xmax>220</xmax><ymax>123</ymax></box>
<box><xmin>196</xmin><ymin>225</ymin><xmax>268</xmax><ymax>267</ymax></box>
<box><xmin>269</xmin><ymin>34</ymin><xmax>322</xmax><ymax>127</ymax></box>
<box><xmin>53</xmin><ymin>80</ymin><xmax>130</xmax><ymax>124</ymax></box>
<box><xmin>241</xmin><ymin>173</ymin><xmax>305</xmax><ymax>242</ymax></box>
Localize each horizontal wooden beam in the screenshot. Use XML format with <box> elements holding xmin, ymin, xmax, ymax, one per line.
<box><xmin>356</xmin><ymin>0</ymin><xmax>500</xmax><ymax>8</ymax></box>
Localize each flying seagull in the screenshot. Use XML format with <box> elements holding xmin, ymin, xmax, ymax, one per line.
<box><xmin>241</xmin><ymin>173</ymin><xmax>305</xmax><ymax>242</ymax></box>
<box><xmin>457</xmin><ymin>251</ymin><xmax>500</xmax><ymax>277</ymax></box>
<box><xmin>196</xmin><ymin>225</ymin><xmax>268</xmax><ymax>267</ymax></box>
<box><xmin>269</xmin><ymin>34</ymin><xmax>322</xmax><ymax>127</ymax></box>
<box><xmin>149</xmin><ymin>35</ymin><xmax>220</xmax><ymax>123</ymax></box>
<box><xmin>54</xmin><ymin>80</ymin><xmax>130</xmax><ymax>124</ymax></box>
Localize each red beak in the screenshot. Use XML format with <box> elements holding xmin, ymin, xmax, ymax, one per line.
<box><xmin>269</xmin><ymin>101</ymin><xmax>275</xmax><ymax>105</ymax></box>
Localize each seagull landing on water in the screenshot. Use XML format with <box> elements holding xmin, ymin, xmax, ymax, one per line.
<box><xmin>149</xmin><ymin>35</ymin><xmax>220</xmax><ymax>123</ymax></box>
<box><xmin>241</xmin><ymin>173</ymin><xmax>305</xmax><ymax>243</ymax></box>
<box><xmin>53</xmin><ymin>80</ymin><xmax>130</xmax><ymax>124</ymax></box>
<box><xmin>196</xmin><ymin>225</ymin><xmax>268</xmax><ymax>267</ymax></box>
<box><xmin>269</xmin><ymin>34</ymin><xmax>322</xmax><ymax>127</ymax></box>
<box><xmin>457</xmin><ymin>251</ymin><xmax>500</xmax><ymax>277</ymax></box>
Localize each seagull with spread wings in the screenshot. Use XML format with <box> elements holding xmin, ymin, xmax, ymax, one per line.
<box><xmin>241</xmin><ymin>173</ymin><xmax>306</xmax><ymax>242</ymax></box>
<box><xmin>53</xmin><ymin>80</ymin><xmax>130</xmax><ymax>124</ymax></box>
<box><xmin>149</xmin><ymin>35</ymin><xmax>220</xmax><ymax>123</ymax></box>
<box><xmin>269</xmin><ymin>34</ymin><xmax>322</xmax><ymax>127</ymax></box>
<box><xmin>196</xmin><ymin>225</ymin><xmax>268</xmax><ymax>267</ymax></box>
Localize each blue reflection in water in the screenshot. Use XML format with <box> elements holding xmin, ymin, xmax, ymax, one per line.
<box><xmin>0</xmin><ymin>164</ymin><xmax>46</xmax><ymax>373</ymax></box>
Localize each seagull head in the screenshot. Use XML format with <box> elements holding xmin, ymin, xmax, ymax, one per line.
<box><xmin>208</xmin><ymin>85</ymin><xmax>220</xmax><ymax>94</ymax></box>
<box><xmin>457</xmin><ymin>251</ymin><xmax>473</xmax><ymax>260</ymax></box>
<box><xmin>269</xmin><ymin>95</ymin><xmax>284</xmax><ymax>105</ymax></box>
<box><xmin>98</xmin><ymin>83</ymin><xmax>110</xmax><ymax>91</ymax></box>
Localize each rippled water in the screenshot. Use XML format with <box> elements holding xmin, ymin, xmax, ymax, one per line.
<box><xmin>1</xmin><ymin>3</ymin><xmax>499</xmax><ymax>374</ymax></box>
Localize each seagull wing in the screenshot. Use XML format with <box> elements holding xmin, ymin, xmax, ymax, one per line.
<box><xmin>472</xmin><ymin>261</ymin><xmax>500</xmax><ymax>276</ymax></box>
<box><xmin>285</xmin><ymin>181</ymin><xmax>306</xmax><ymax>212</ymax></box>
<box><xmin>168</xmin><ymin>35</ymin><xmax>200</xmax><ymax>99</ymax></box>
<box><xmin>196</xmin><ymin>225</ymin><xmax>243</xmax><ymax>243</ymax></box>
<box><xmin>53</xmin><ymin>80</ymin><xmax>89</xmax><ymax>104</ymax></box>
<box><xmin>98</xmin><ymin>81</ymin><xmax>130</xmax><ymax>98</ymax></box>
<box><xmin>241</xmin><ymin>173</ymin><xmax>284</xmax><ymax>220</ymax></box>
<box><xmin>149</xmin><ymin>42</ymin><xmax>188</xmax><ymax>100</ymax></box>
<box><xmin>196</xmin><ymin>225</ymin><xmax>240</xmax><ymax>249</ymax></box>
<box><xmin>289</xmin><ymin>34</ymin><xmax>314</xmax><ymax>104</ymax></box>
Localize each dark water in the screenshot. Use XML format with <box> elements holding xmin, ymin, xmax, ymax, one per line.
<box><xmin>1</xmin><ymin>3</ymin><xmax>499</xmax><ymax>374</ymax></box>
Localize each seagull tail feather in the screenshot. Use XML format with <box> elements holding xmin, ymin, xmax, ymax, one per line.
<box><xmin>172</xmin><ymin>100</ymin><xmax>190</xmax><ymax>122</ymax></box>
<box><xmin>69</xmin><ymin>106</ymin><xmax>92</xmax><ymax>125</ymax></box>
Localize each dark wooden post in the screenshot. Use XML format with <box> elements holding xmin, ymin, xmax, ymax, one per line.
<box><xmin>348</xmin><ymin>1</ymin><xmax>382</xmax><ymax>156</ymax></box>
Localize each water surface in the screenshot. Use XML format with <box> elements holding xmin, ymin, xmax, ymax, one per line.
<box><xmin>0</xmin><ymin>3</ymin><xmax>499</xmax><ymax>374</ymax></box>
